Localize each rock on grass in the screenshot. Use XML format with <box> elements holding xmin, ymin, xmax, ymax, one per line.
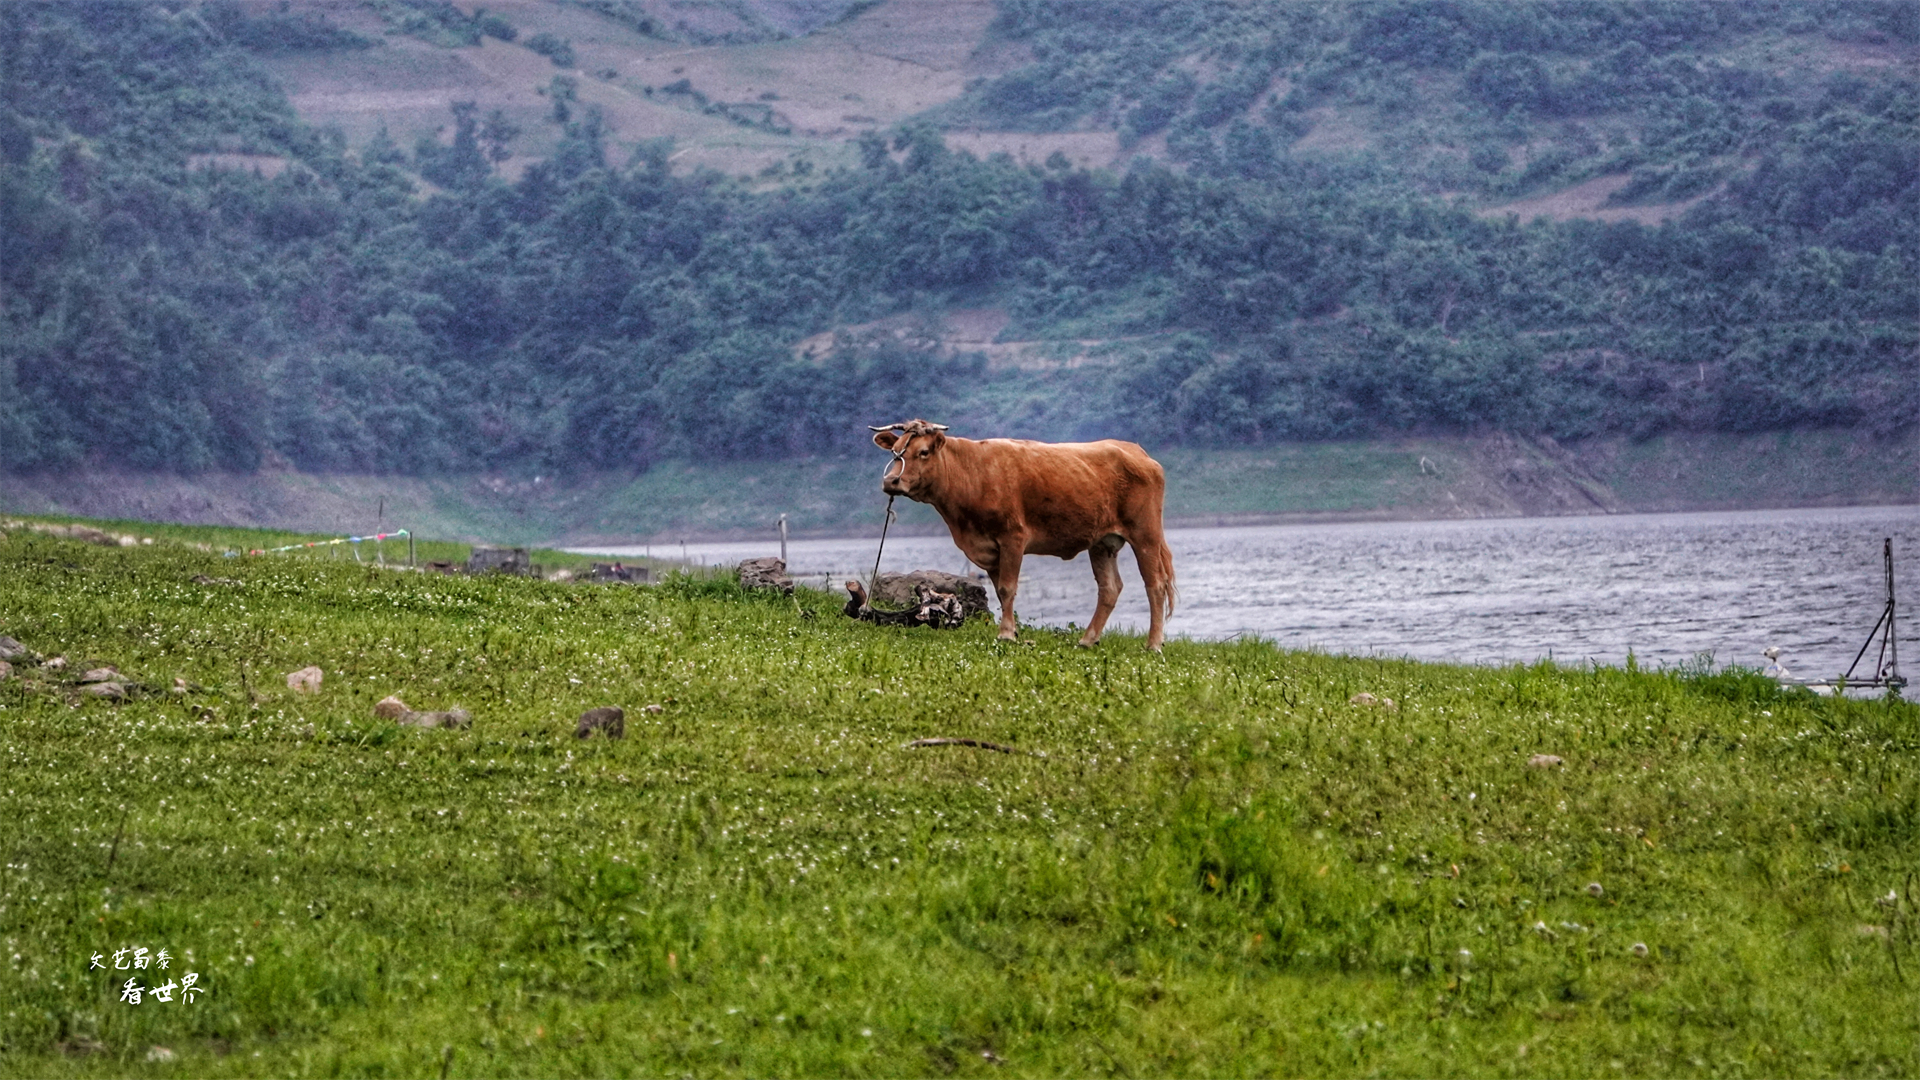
<box><xmin>738</xmin><ymin>557</ymin><xmax>793</xmax><ymax>594</ymax></box>
<box><xmin>400</xmin><ymin>708</ymin><xmax>471</xmax><ymax>730</ymax></box>
<box><xmin>576</xmin><ymin>706</ymin><xmax>625</xmax><ymax>739</ymax></box>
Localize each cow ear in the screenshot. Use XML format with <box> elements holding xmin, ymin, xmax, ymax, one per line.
<box><xmin>872</xmin><ymin>430</ymin><xmax>900</xmax><ymax>450</ymax></box>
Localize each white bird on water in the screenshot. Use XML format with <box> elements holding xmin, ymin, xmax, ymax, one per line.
<box><xmin>1762</xmin><ymin>646</ymin><xmax>1790</xmax><ymax>680</ymax></box>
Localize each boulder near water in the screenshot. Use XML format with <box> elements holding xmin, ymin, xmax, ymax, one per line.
<box><xmin>738</xmin><ymin>557</ymin><xmax>794</xmax><ymax>594</ymax></box>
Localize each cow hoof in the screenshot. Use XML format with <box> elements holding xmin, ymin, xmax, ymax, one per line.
<box><xmin>1076</xmin><ymin>637</ymin><xmax>1099</xmax><ymax>649</ymax></box>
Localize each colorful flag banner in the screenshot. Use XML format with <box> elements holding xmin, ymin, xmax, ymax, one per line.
<box><xmin>248</xmin><ymin>530</ymin><xmax>410</xmax><ymax>556</ymax></box>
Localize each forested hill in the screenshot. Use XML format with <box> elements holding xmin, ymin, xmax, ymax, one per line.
<box><xmin>0</xmin><ymin>1</ymin><xmax>1914</xmax><ymax>477</ymax></box>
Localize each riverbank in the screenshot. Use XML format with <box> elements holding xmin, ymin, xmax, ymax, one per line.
<box><xmin>0</xmin><ymin>429</ymin><xmax>1910</xmax><ymax>545</ymax></box>
<box><xmin>0</xmin><ymin>526</ymin><xmax>1914</xmax><ymax>1076</ymax></box>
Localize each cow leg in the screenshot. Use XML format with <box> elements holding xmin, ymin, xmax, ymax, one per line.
<box><xmin>1079</xmin><ymin>534</ymin><xmax>1126</xmax><ymax>647</ymax></box>
<box><xmin>1132</xmin><ymin>535</ymin><xmax>1175</xmax><ymax>652</ymax></box>
<box><xmin>987</xmin><ymin>543</ymin><xmax>1024</xmax><ymax>641</ymax></box>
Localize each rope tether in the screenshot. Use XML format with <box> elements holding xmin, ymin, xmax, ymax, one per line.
<box><xmin>870</xmin><ymin>495</ymin><xmax>897</xmax><ymax>593</ymax></box>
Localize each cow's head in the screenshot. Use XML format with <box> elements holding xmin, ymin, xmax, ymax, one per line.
<box><xmin>870</xmin><ymin>419</ymin><xmax>949</xmax><ymax>499</ymax></box>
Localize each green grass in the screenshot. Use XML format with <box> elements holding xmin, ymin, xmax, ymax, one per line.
<box><xmin>1154</xmin><ymin>442</ymin><xmax>1471</xmax><ymax>519</ymax></box>
<box><xmin>0</xmin><ymin>523</ymin><xmax>1916</xmax><ymax>1077</ymax></box>
<box><xmin>0</xmin><ymin>514</ymin><xmax>630</xmax><ymax>576</ymax></box>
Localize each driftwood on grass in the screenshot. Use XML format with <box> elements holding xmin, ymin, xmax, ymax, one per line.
<box><xmin>871</xmin><ymin>571</ymin><xmax>990</xmax><ymax>620</ymax></box>
<box><xmin>903</xmin><ymin>737</ymin><xmax>1046</xmax><ymax>759</ymax></box>
<box><xmin>843</xmin><ymin>580</ymin><xmax>968</xmax><ymax>629</ymax></box>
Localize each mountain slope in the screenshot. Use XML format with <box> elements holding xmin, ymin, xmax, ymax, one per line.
<box><xmin>0</xmin><ymin>0</ymin><xmax>1911</xmax><ymax>491</ymax></box>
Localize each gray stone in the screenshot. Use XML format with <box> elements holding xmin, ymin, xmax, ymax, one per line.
<box><xmin>575</xmin><ymin>706</ymin><xmax>625</xmax><ymax>739</ymax></box>
<box><xmin>467</xmin><ymin>545</ymin><xmax>531</xmax><ymax>575</ymax></box>
<box><xmin>873</xmin><ymin>571</ymin><xmax>990</xmax><ymax>620</ymax></box>
<box><xmin>400</xmin><ymin>708</ymin><xmax>471</xmax><ymax>729</ymax></box>
<box><xmin>0</xmin><ymin>636</ymin><xmax>26</xmax><ymax>661</ymax></box>
<box><xmin>739</xmin><ymin>557</ymin><xmax>794</xmax><ymax>594</ymax></box>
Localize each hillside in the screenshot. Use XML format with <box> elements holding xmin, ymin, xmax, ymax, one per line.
<box><xmin>0</xmin><ymin>1</ymin><xmax>1913</xmax><ymax>524</ymax></box>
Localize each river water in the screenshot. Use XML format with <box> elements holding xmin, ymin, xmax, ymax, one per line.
<box><xmin>579</xmin><ymin>505</ymin><xmax>1920</xmax><ymax>678</ymax></box>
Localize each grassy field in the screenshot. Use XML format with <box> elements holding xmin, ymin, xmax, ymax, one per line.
<box><xmin>0</xmin><ymin>516</ymin><xmax>631</xmax><ymax>577</ymax></box>
<box><xmin>0</xmin><ymin>522</ymin><xmax>1916</xmax><ymax>1077</ymax></box>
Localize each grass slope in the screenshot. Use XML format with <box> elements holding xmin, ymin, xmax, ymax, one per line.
<box><xmin>1</xmin><ymin>525</ymin><xmax>1916</xmax><ymax>1077</ymax></box>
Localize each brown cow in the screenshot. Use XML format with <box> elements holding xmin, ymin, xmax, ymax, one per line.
<box><xmin>870</xmin><ymin>420</ymin><xmax>1176</xmax><ymax>650</ymax></box>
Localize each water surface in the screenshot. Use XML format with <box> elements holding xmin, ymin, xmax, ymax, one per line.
<box><xmin>580</xmin><ymin>505</ymin><xmax>1920</xmax><ymax>677</ymax></box>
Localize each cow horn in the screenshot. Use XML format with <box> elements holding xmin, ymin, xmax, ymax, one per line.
<box><xmin>925</xmin><ymin>423</ymin><xmax>949</xmax><ymax>431</ymax></box>
<box><xmin>868</xmin><ymin>424</ymin><xmax>903</xmax><ymax>432</ymax></box>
